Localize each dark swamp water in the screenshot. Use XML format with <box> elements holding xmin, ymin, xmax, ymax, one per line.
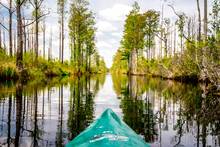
<box><xmin>0</xmin><ymin>74</ymin><xmax>219</xmax><ymax>147</ymax></box>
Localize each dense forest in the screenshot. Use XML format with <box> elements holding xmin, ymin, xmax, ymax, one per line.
<box><xmin>111</xmin><ymin>0</ymin><xmax>220</xmax><ymax>86</ymax></box>
<box><xmin>0</xmin><ymin>0</ymin><xmax>106</xmax><ymax>81</ymax></box>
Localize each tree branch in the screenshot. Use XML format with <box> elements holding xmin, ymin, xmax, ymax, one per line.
<box><xmin>0</xmin><ymin>22</ymin><xmax>9</xmax><ymax>31</ymax></box>
<box><xmin>0</xmin><ymin>2</ymin><xmax>10</xmax><ymax>10</ymax></box>
<box><xmin>168</xmin><ymin>4</ymin><xmax>181</xmax><ymax>17</ymax></box>
<box><xmin>23</xmin><ymin>12</ymin><xmax>49</xmax><ymax>27</ymax></box>
<box><xmin>20</xmin><ymin>0</ymin><xmax>27</xmax><ymax>6</ymax></box>
<box><xmin>168</xmin><ymin>4</ymin><xmax>195</xmax><ymax>45</ymax></box>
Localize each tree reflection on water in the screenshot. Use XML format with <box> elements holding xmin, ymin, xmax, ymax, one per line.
<box><xmin>0</xmin><ymin>75</ymin><xmax>105</xmax><ymax>146</ymax></box>
<box><xmin>112</xmin><ymin>74</ymin><xmax>220</xmax><ymax>146</ymax></box>
<box><xmin>0</xmin><ymin>74</ymin><xmax>219</xmax><ymax>146</ymax></box>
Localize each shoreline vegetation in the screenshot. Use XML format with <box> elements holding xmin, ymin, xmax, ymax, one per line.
<box><xmin>0</xmin><ymin>0</ymin><xmax>107</xmax><ymax>82</ymax></box>
<box><xmin>111</xmin><ymin>1</ymin><xmax>220</xmax><ymax>86</ymax></box>
<box><xmin>0</xmin><ymin>50</ymin><xmax>107</xmax><ymax>81</ymax></box>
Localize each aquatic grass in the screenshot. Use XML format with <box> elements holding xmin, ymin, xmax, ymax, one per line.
<box><xmin>0</xmin><ymin>51</ymin><xmax>105</xmax><ymax>80</ymax></box>
<box><xmin>0</xmin><ymin>52</ymin><xmax>18</xmax><ymax>80</ymax></box>
<box><xmin>0</xmin><ymin>63</ymin><xmax>18</xmax><ymax>80</ymax></box>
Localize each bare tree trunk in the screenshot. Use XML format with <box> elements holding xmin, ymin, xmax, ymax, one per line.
<box><xmin>174</xmin><ymin>25</ymin><xmax>176</xmax><ymax>55</ymax></box>
<box><xmin>27</xmin><ymin>26</ymin><xmax>30</xmax><ymax>51</ymax></box>
<box><xmin>13</xmin><ymin>29</ymin><xmax>17</xmax><ymax>55</ymax></box>
<box><xmin>3</xmin><ymin>18</ymin><xmax>6</xmax><ymax>52</ymax></box>
<box><xmin>130</xmin><ymin>49</ymin><xmax>137</xmax><ymax>74</ymax></box>
<box><xmin>23</xmin><ymin>17</ymin><xmax>26</xmax><ymax>53</ymax></box>
<box><xmin>16</xmin><ymin>0</ymin><xmax>24</xmax><ymax>70</ymax></box>
<box><xmin>196</xmin><ymin>0</ymin><xmax>201</xmax><ymax>42</ymax></box>
<box><xmin>31</xmin><ymin>26</ymin><xmax>34</xmax><ymax>53</ymax></box>
<box><xmin>169</xmin><ymin>25</ymin><xmax>173</xmax><ymax>57</ymax></box>
<box><xmin>59</xmin><ymin>21</ymin><xmax>61</xmax><ymax>60</ymax></box>
<box><xmin>160</xmin><ymin>3</ymin><xmax>164</xmax><ymax>58</ymax></box>
<box><xmin>43</xmin><ymin>20</ymin><xmax>46</xmax><ymax>59</ymax></box>
<box><xmin>48</xmin><ymin>28</ymin><xmax>52</xmax><ymax>60</ymax></box>
<box><xmin>34</xmin><ymin>0</ymin><xmax>39</xmax><ymax>60</ymax></box>
<box><xmin>9</xmin><ymin>0</ymin><xmax>13</xmax><ymax>56</ymax></box>
<box><xmin>188</xmin><ymin>18</ymin><xmax>191</xmax><ymax>38</ymax></box>
<box><xmin>61</xmin><ymin>10</ymin><xmax>64</xmax><ymax>63</ymax></box>
<box><xmin>204</xmin><ymin>0</ymin><xmax>208</xmax><ymax>40</ymax></box>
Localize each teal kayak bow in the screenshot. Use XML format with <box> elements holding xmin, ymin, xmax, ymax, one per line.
<box><xmin>66</xmin><ymin>108</ymin><xmax>150</xmax><ymax>147</ymax></box>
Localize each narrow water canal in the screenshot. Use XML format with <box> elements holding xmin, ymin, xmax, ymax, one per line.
<box><xmin>0</xmin><ymin>74</ymin><xmax>219</xmax><ymax>147</ymax></box>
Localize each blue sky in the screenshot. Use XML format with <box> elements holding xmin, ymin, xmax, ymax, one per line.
<box><xmin>0</xmin><ymin>0</ymin><xmax>212</xmax><ymax>67</ymax></box>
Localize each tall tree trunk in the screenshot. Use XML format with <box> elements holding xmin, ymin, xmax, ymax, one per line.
<box><xmin>196</xmin><ymin>0</ymin><xmax>202</xmax><ymax>42</ymax></box>
<box><xmin>31</xmin><ymin>26</ymin><xmax>34</xmax><ymax>52</ymax></box>
<box><xmin>48</xmin><ymin>28</ymin><xmax>52</xmax><ymax>60</ymax></box>
<box><xmin>165</xmin><ymin>38</ymin><xmax>168</xmax><ymax>57</ymax></box>
<box><xmin>204</xmin><ymin>0</ymin><xmax>208</xmax><ymax>40</ymax></box>
<box><xmin>27</xmin><ymin>26</ymin><xmax>30</xmax><ymax>51</ymax></box>
<box><xmin>3</xmin><ymin>18</ymin><xmax>6</xmax><ymax>51</ymax></box>
<box><xmin>85</xmin><ymin>46</ymin><xmax>88</xmax><ymax>71</ymax></box>
<box><xmin>16</xmin><ymin>0</ymin><xmax>23</xmax><ymax>70</ymax></box>
<box><xmin>13</xmin><ymin>29</ymin><xmax>16</xmax><ymax>55</ymax></box>
<box><xmin>43</xmin><ymin>20</ymin><xmax>46</xmax><ymax>59</ymax></box>
<box><xmin>188</xmin><ymin>18</ymin><xmax>191</xmax><ymax>38</ymax></box>
<box><xmin>9</xmin><ymin>0</ymin><xmax>13</xmax><ymax>56</ymax></box>
<box><xmin>59</xmin><ymin>21</ymin><xmax>61</xmax><ymax>60</ymax></box>
<box><xmin>88</xmin><ymin>55</ymin><xmax>91</xmax><ymax>72</ymax></box>
<box><xmin>34</xmin><ymin>0</ymin><xmax>39</xmax><ymax>60</ymax></box>
<box><xmin>130</xmin><ymin>49</ymin><xmax>137</xmax><ymax>74</ymax></box>
<box><xmin>160</xmin><ymin>3</ymin><xmax>164</xmax><ymax>58</ymax></box>
<box><xmin>61</xmin><ymin>11</ymin><xmax>64</xmax><ymax>64</ymax></box>
<box><xmin>23</xmin><ymin>18</ymin><xmax>27</xmax><ymax>53</ymax></box>
<box><xmin>174</xmin><ymin>25</ymin><xmax>176</xmax><ymax>55</ymax></box>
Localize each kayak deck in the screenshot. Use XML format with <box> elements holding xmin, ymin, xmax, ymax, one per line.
<box><xmin>66</xmin><ymin>108</ymin><xmax>149</xmax><ymax>147</ymax></box>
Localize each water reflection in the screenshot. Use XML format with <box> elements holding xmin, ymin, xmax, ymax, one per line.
<box><xmin>0</xmin><ymin>75</ymin><xmax>105</xmax><ymax>146</ymax></box>
<box><xmin>0</xmin><ymin>74</ymin><xmax>219</xmax><ymax>147</ymax></box>
<box><xmin>112</xmin><ymin>74</ymin><xmax>220</xmax><ymax>147</ymax></box>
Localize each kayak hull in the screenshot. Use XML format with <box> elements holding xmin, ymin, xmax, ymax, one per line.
<box><xmin>66</xmin><ymin>108</ymin><xmax>150</xmax><ymax>147</ymax></box>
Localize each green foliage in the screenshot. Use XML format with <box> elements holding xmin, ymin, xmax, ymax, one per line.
<box><xmin>110</xmin><ymin>49</ymin><xmax>129</xmax><ymax>74</ymax></box>
<box><xmin>0</xmin><ymin>52</ymin><xmax>74</xmax><ymax>80</ymax></box>
<box><xmin>143</xmin><ymin>10</ymin><xmax>160</xmax><ymax>58</ymax></box>
<box><xmin>111</xmin><ymin>1</ymin><xmax>220</xmax><ymax>84</ymax></box>
<box><xmin>57</xmin><ymin>0</ymin><xmax>66</xmax><ymax>14</ymax></box>
<box><xmin>175</xmin><ymin>13</ymin><xmax>186</xmax><ymax>39</ymax></box>
<box><xmin>122</xmin><ymin>2</ymin><xmax>145</xmax><ymax>52</ymax></box>
<box><xmin>68</xmin><ymin>0</ymin><xmax>106</xmax><ymax>73</ymax></box>
<box><xmin>0</xmin><ymin>51</ymin><xmax>18</xmax><ymax>80</ymax></box>
<box><xmin>112</xmin><ymin>3</ymin><xmax>160</xmax><ymax>74</ymax></box>
<box><xmin>23</xmin><ymin>53</ymin><xmax>73</xmax><ymax>79</ymax></box>
<box><xmin>211</xmin><ymin>0</ymin><xmax>220</xmax><ymax>37</ymax></box>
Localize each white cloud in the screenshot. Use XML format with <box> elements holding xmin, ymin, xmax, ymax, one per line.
<box><xmin>111</xmin><ymin>32</ymin><xmax>122</xmax><ymax>38</ymax></box>
<box><xmin>96</xmin><ymin>30</ymin><xmax>104</xmax><ymax>37</ymax></box>
<box><xmin>99</xmin><ymin>4</ymin><xmax>132</xmax><ymax>22</ymax></box>
<box><xmin>96</xmin><ymin>20</ymin><xmax>117</xmax><ymax>32</ymax></box>
<box><xmin>108</xmin><ymin>38</ymin><xmax>118</xmax><ymax>44</ymax></box>
<box><xmin>0</xmin><ymin>0</ymin><xmax>8</xmax><ymax>5</ymax></box>
<box><xmin>96</xmin><ymin>41</ymin><xmax>112</xmax><ymax>49</ymax></box>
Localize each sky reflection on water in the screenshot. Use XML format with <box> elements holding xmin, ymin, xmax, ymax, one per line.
<box><xmin>0</xmin><ymin>74</ymin><xmax>219</xmax><ymax>147</ymax></box>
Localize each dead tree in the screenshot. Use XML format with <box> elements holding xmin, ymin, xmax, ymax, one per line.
<box><xmin>16</xmin><ymin>0</ymin><xmax>24</xmax><ymax>70</ymax></box>
<box><xmin>29</xmin><ymin>0</ymin><xmax>46</xmax><ymax>60</ymax></box>
<box><xmin>204</xmin><ymin>0</ymin><xmax>208</xmax><ymax>40</ymax></box>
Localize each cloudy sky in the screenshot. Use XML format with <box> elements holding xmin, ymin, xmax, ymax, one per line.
<box><xmin>0</xmin><ymin>0</ymin><xmax>212</xmax><ymax>67</ymax></box>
